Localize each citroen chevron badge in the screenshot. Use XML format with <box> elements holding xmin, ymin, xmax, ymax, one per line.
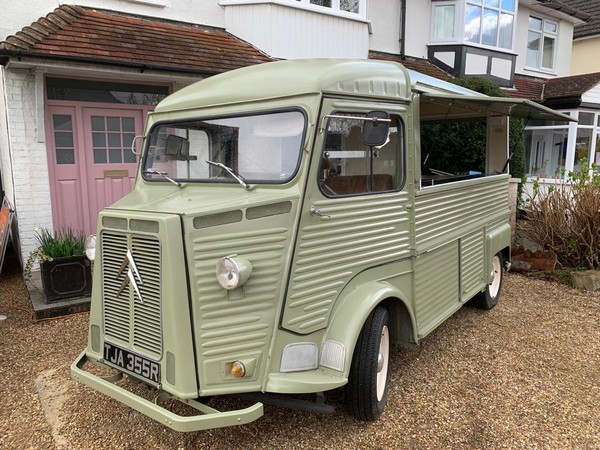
<box><xmin>116</xmin><ymin>249</ymin><xmax>144</xmax><ymax>303</ymax></box>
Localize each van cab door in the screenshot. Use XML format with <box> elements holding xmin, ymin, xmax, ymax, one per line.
<box><xmin>281</xmin><ymin>99</ymin><xmax>413</xmax><ymax>335</ymax></box>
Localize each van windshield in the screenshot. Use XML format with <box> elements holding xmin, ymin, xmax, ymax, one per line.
<box><xmin>142</xmin><ymin>110</ymin><xmax>305</xmax><ymax>184</ymax></box>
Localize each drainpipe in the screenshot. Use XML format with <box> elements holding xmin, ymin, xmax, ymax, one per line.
<box><xmin>399</xmin><ymin>0</ymin><xmax>406</xmax><ymax>59</ymax></box>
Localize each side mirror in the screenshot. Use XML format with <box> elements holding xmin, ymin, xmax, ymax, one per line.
<box><xmin>362</xmin><ymin>111</ymin><xmax>390</xmax><ymax>147</ymax></box>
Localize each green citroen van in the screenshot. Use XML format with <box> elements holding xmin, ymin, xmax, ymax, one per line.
<box><xmin>71</xmin><ymin>59</ymin><xmax>569</xmax><ymax>431</ymax></box>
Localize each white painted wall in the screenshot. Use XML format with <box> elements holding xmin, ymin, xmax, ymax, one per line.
<box><xmin>3</xmin><ymin>69</ymin><xmax>53</xmax><ymax>263</ymax></box>
<box><xmin>0</xmin><ymin>0</ymin><xmax>226</xmax><ymax>41</ymax></box>
<box><xmin>367</xmin><ymin>0</ymin><xmax>400</xmax><ymax>55</ymax></box>
<box><xmin>224</xmin><ymin>2</ymin><xmax>369</xmax><ymax>59</ymax></box>
<box><xmin>582</xmin><ymin>84</ymin><xmax>600</xmax><ymax>105</ymax></box>
<box><xmin>404</xmin><ymin>0</ymin><xmax>431</xmax><ymax>59</ymax></box>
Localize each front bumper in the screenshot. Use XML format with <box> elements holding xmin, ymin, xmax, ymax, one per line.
<box><xmin>71</xmin><ymin>351</ymin><xmax>264</xmax><ymax>432</ymax></box>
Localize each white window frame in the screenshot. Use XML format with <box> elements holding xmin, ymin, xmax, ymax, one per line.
<box><xmin>431</xmin><ymin>1</ymin><xmax>459</xmax><ymax>42</ymax></box>
<box><xmin>429</xmin><ymin>0</ymin><xmax>516</xmax><ymax>51</ymax></box>
<box><xmin>526</xmin><ymin>15</ymin><xmax>558</xmax><ymax>73</ymax></box>
<box><xmin>220</xmin><ymin>0</ymin><xmax>367</xmax><ymax>20</ymax></box>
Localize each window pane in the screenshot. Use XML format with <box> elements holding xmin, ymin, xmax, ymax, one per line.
<box><xmin>91</xmin><ymin>116</ymin><xmax>105</xmax><ymax>131</ymax></box>
<box><xmin>498</xmin><ymin>13</ymin><xmax>514</xmax><ymax>49</ymax></box>
<box><xmin>544</xmin><ymin>21</ymin><xmax>557</xmax><ymax>33</ymax></box>
<box><xmin>542</xmin><ymin>36</ymin><xmax>555</xmax><ymax>68</ymax></box>
<box><xmin>109</xmin><ymin>149</ymin><xmax>122</xmax><ymax>163</ymax></box>
<box><xmin>53</xmin><ymin>115</ymin><xmax>72</xmax><ymax>131</ymax></box>
<box><xmin>340</xmin><ymin>0</ymin><xmax>359</xmax><ymax>13</ymax></box>
<box><xmin>107</xmin><ymin>117</ymin><xmax>121</xmax><ymax>132</ymax></box>
<box><xmin>122</xmin><ymin>117</ymin><xmax>135</xmax><ymax>132</ymax></box>
<box><xmin>434</xmin><ymin>5</ymin><xmax>455</xmax><ymax>40</ymax></box>
<box><xmin>108</xmin><ymin>133</ymin><xmax>121</xmax><ymax>147</ymax></box>
<box><xmin>318</xmin><ymin>113</ymin><xmax>401</xmax><ymax>196</ymax></box>
<box><xmin>124</xmin><ymin>149</ymin><xmax>137</xmax><ymax>163</ymax></box>
<box><xmin>310</xmin><ymin>0</ymin><xmax>331</xmax><ymax>6</ymax></box>
<box><xmin>579</xmin><ymin>112</ymin><xmax>594</xmax><ymax>126</ymax></box>
<box><xmin>574</xmin><ymin>128</ymin><xmax>593</xmax><ymax>172</ymax></box>
<box><xmin>465</xmin><ymin>5</ymin><xmax>482</xmax><ymax>43</ymax></box>
<box><xmin>47</xmin><ymin>78</ymin><xmax>168</xmax><ymax>105</ymax></box>
<box><xmin>527</xmin><ymin>31</ymin><xmax>541</xmax><ymax>68</ymax></box>
<box><xmin>484</xmin><ymin>0</ymin><xmax>499</xmax><ymax>7</ymax></box>
<box><xmin>501</xmin><ymin>0</ymin><xmax>515</xmax><ymax>12</ymax></box>
<box><xmin>482</xmin><ymin>9</ymin><xmax>499</xmax><ymax>46</ymax></box>
<box><xmin>94</xmin><ymin>149</ymin><xmax>107</xmax><ymax>164</ymax></box>
<box><xmin>92</xmin><ymin>132</ymin><xmax>106</xmax><ymax>147</ymax></box>
<box><xmin>123</xmin><ymin>133</ymin><xmax>135</xmax><ymax>149</ymax></box>
<box><xmin>529</xmin><ymin>16</ymin><xmax>542</xmax><ymax>31</ymax></box>
<box><xmin>56</xmin><ymin>149</ymin><xmax>75</xmax><ymax>165</ymax></box>
<box><xmin>54</xmin><ymin>131</ymin><xmax>73</xmax><ymax>148</ymax></box>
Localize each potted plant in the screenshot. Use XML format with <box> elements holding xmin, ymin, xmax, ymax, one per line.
<box><xmin>24</xmin><ymin>227</ymin><xmax>92</xmax><ymax>302</ymax></box>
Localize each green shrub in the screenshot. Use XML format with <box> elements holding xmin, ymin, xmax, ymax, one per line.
<box><xmin>24</xmin><ymin>227</ymin><xmax>85</xmax><ymax>279</ymax></box>
<box><xmin>519</xmin><ymin>160</ymin><xmax>600</xmax><ymax>269</ymax></box>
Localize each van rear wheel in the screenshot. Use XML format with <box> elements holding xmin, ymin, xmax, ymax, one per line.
<box><xmin>346</xmin><ymin>305</ymin><xmax>390</xmax><ymax>421</ymax></box>
<box><xmin>471</xmin><ymin>252</ymin><xmax>504</xmax><ymax>310</ymax></box>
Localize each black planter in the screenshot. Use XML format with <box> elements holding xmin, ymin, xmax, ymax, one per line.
<box><xmin>40</xmin><ymin>255</ymin><xmax>92</xmax><ymax>303</ymax></box>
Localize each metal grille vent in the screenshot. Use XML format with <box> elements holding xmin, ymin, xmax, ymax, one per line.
<box><xmin>101</xmin><ymin>230</ymin><xmax>162</xmax><ymax>359</ymax></box>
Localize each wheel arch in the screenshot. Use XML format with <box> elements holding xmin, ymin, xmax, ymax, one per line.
<box><xmin>322</xmin><ymin>280</ymin><xmax>416</xmax><ymax>378</ymax></box>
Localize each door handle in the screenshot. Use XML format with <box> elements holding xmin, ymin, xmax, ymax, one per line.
<box><xmin>310</xmin><ymin>206</ymin><xmax>330</xmax><ymax>219</ymax></box>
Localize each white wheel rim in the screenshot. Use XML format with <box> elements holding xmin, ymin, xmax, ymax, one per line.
<box><xmin>376</xmin><ymin>325</ymin><xmax>390</xmax><ymax>402</ymax></box>
<box><xmin>489</xmin><ymin>255</ymin><xmax>502</xmax><ymax>298</ymax></box>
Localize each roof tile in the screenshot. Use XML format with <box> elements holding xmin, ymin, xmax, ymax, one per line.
<box><xmin>0</xmin><ymin>4</ymin><xmax>272</xmax><ymax>75</ymax></box>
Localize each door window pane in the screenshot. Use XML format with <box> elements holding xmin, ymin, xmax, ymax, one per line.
<box><xmin>92</xmin><ymin>132</ymin><xmax>106</xmax><ymax>147</ymax></box>
<box><xmin>91</xmin><ymin>116</ymin><xmax>105</xmax><ymax>131</ymax></box>
<box><xmin>53</xmin><ymin>115</ymin><xmax>72</xmax><ymax>130</ymax></box>
<box><xmin>122</xmin><ymin>117</ymin><xmax>135</xmax><ymax>132</ymax></box>
<box><xmin>109</xmin><ymin>149</ymin><xmax>122</xmax><ymax>163</ymax></box>
<box><xmin>94</xmin><ymin>149</ymin><xmax>107</xmax><ymax>164</ymax></box>
<box><xmin>54</xmin><ymin>132</ymin><xmax>74</xmax><ymax>148</ymax></box>
<box><xmin>124</xmin><ymin>149</ymin><xmax>137</xmax><ymax>164</ymax></box>
<box><xmin>107</xmin><ymin>117</ymin><xmax>121</xmax><ymax>132</ymax></box>
<box><xmin>108</xmin><ymin>133</ymin><xmax>121</xmax><ymax>147</ymax></box>
<box><xmin>56</xmin><ymin>149</ymin><xmax>75</xmax><ymax>164</ymax></box>
<box><xmin>318</xmin><ymin>112</ymin><xmax>403</xmax><ymax>196</ymax></box>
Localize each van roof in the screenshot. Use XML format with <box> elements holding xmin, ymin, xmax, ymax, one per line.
<box><xmin>153</xmin><ymin>59</ymin><xmax>572</xmax><ymax>122</ymax></box>
<box><xmin>154</xmin><ymin>59</ymin><xmax>484</xmax><ymax>113</ymax></box>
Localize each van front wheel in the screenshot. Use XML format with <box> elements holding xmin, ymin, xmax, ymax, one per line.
<box><xmin>471</xmin><ymin>252</ymin><xmax>504</xmax><ymax>310</ymax></box>
<box><xmin>346</xmin><ymin>305</ymin><xmax>390</xmax><ymax>421</ymax></box>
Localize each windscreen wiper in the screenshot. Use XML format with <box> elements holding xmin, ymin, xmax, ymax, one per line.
<box><xmin>143</xmin><ymin>169</ymin><xmax>182</xmax><ymax>187</ymax></box>
<box><xmin>206</xmin><ymin>160</ymin><xmax>250</xmax><ymax>190</ymax></box>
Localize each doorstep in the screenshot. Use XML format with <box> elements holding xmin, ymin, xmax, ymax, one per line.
<box><xmin>27</xmin><ymin>271</ymin><xmax>90</xmax><ymax>320</ymax></box>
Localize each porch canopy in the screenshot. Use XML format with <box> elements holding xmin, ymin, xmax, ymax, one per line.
<box><xmin>0</xmin><ymin>4</ymin><xmax>272</xmax><ymax>75</ymax></box>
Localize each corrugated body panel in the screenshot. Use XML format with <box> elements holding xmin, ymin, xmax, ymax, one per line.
<box><xmin>460</xmin><ymin>229</ymin><xmax>485</xmax><ymax>301</ymax></box>
<box><xmin>191</xmin><ymin>227</ymin><xmax>290</xmax><ymax>360</ymax></box>
<box><xmin>283</xmin><ymin>193</ymin><xmax>411</xmax><ymax>334</ymax></box>
<box><xmin>415</xmin><ymin>177</ymin><xmax>508</xmax><ymax>251</ymax></box>
<box><xmin>414</xmin><ymin>241</ymin><xmax>459</xmax><ymax>337</ymax></box>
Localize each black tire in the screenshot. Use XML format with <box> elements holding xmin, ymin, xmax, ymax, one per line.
<box><xmin>471</xmin><ymin>252</ymin><xmax>504</xmax><ymax>310</ymax></box>
<box><xmin>346</xmin><ymin>305</ymin><xmax>390</xmax><ymax>421</ymax></box>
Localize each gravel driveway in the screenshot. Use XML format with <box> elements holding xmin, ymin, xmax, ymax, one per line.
<box><xmin>1</xmin><ymin>254</ymin><xmax>598</xmax><ymax>450</ymax></box>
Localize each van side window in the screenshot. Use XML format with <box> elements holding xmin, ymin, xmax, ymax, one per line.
<box><xmin>318</xmin><ymin>113</ymin><xmax>404</xmax><ymax>196</ymax></box>
<box><xmin>420</xmin><ymin>119</ymin><xmax>487</xmax><ymax>186</ymax></box>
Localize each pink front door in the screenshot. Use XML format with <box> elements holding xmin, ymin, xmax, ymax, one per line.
<box><xmin>48</xmin><ymin>106</ymin><xmax>145</xmax><ymax>236</ymax></box>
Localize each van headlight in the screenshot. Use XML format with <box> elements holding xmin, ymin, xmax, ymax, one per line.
<box><xmin>216</xmin><ymin>255</ymin><xmax>252</xmax><ymax>290</ymax></box>
<box><xmin>85</xmin><ymin>235</ymin><xmax>96</xmax><ymax>261</ymax></box>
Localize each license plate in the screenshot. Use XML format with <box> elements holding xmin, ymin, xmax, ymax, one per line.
<box><xmin>103</xmin><ymin>342</ymin><xmax>160</xmax><ymax>384</ymax></box>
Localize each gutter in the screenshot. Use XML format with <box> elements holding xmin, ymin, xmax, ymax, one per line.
<box><xmin>0</xmin><ymin>50</ymin><xmax>249</xmax><ymax>77</ymax></box>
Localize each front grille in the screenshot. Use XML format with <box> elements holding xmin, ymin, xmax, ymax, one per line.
<box><xmin>101</xmin><ymin>230</ymin><xmax>163</xmax><ymax>359</ymax></box>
